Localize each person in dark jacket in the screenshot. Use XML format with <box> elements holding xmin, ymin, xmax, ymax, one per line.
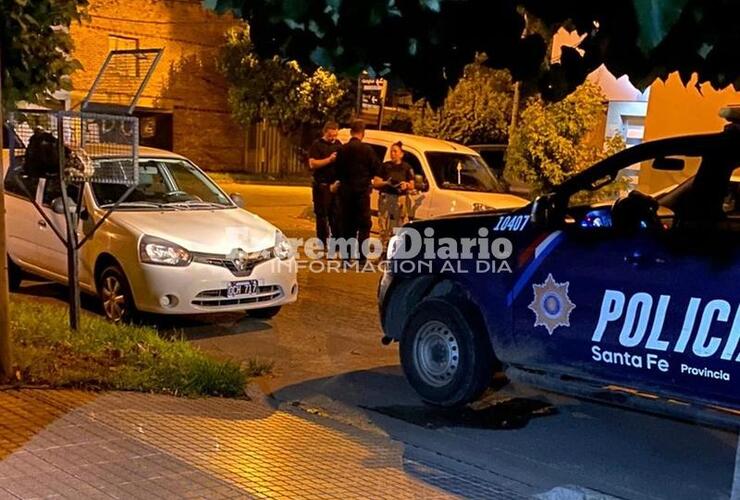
<box><xmin>335</xmin><ymin>120</ymin><xmax>380</xmax><ymax>262</ymax></box>
<box><xmin>308</xmin><ymin>122</ymin><xmax>342</xmax><ymax>248</ymax></box>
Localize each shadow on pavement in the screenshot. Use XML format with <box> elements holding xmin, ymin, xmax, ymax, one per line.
<box><xmin>271</xmin><ymin>366</ymin><xmax>557</xmax><ymax>431</ymax></box>
<box><xmin>270</xmin><ymin>366</ymin><xmax>739</xmax><ymax>500</ymax></box>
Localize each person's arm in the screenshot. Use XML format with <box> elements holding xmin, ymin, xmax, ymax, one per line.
<box><xmin>308</xmin><ymin>152</ymin><xmax>337</xmax><ymax>171</ymax></box>
<box><xmin>372</xmin><ymin>163</ymin><xmax>389</xmax><ymax>189</ymax></box>
<box><xmin>372</xmin><ymin>176</ymin><xmax>389</xmax><ymax>189</ymax></box>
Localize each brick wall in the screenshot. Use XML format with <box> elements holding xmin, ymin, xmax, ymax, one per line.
<box><xmin>69</xmin><ymin>0</ymin><xmax>245</xmax><ymax>171</ymax></box>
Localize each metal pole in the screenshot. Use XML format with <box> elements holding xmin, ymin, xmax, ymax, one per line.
<box><xmin>57</xmin><ymin>116</ymin><xmax>80</xmax><ymax>330</ymax></box>
<box><xmin>0</xmin><ymin>46</ymin><xmax>14</xmax><ymax>377</ymax></box>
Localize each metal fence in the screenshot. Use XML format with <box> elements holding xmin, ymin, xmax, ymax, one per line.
<box><xmin>8</xmin><ymin>111</ymin><xmax>139</xmax><ymax>186</ymax></box>
<box><xmin>243</xmin><ymin>120</ymin><xmax>308</xmax><ymax>177</ymax></box>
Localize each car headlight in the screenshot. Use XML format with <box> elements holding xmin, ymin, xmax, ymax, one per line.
<box><xmin>139</xmin><ymin>235</ymin><xmax>192</xmax><ymax>267</ymax></box>
<box><xmin>273</xmin><ymin>230</ymin><xmax>293</xmax><ymax>260</ymax></box>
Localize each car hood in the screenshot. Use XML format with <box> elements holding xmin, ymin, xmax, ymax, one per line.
<box><xmin>110</xmin><ymin>208</ymin><xmax>277</xmax><ymax>254</ymax></box>
<box><xmin>440</xmin><ymin>190</ymin><xmax>529</xmax><ymax>212</ymax></box>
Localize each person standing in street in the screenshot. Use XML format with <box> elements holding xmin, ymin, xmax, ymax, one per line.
<box><xmin>373</xmin><ymin>141</ymin><xmax>414</xmax><ymax>247</ymax></box>
<box><xmin>335</xmin><ymin>120</ymin><xmax>380</xmax><ymax>263</ymax></box>
<box><xmin>308</xmin><ymin>122</ymin><xmax>342</xmax><ymax>249</ymax></box>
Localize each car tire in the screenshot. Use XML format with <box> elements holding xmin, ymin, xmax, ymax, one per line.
<box><xmin>98</xmin><ymin>265</ymin><xmax>136</xmax><ymax>323</ymax></box>
<box><xmin>7</xmin><ymin>256</ymin><xmax>22</xmax><ymax>291</ymax></box>
<box><xmin>400</xmin><ymin>297</ymin><xmax>495</xmax><ymax>407</ymax></box>
<box><xmin>248</xmin><ymin>306</ymin><xmax>282</xmax><ymax>319</ymax></box>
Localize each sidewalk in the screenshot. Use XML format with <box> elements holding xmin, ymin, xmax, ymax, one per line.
<box><xmin>0</xmin><ymin>389</ymin><xmax>528</xmax><ymax>499</ymax></box>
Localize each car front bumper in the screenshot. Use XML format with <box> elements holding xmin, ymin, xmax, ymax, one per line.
<box><xmin>129</xmin><ymin>257</ymin><xmax>298</xmax><ymax>315</ymax></box>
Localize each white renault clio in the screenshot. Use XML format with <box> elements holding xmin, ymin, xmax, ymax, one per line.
<box><xmin>3</xmin><ymin>147</ymin><xmax>298</xmax><ymax>322</ymax></box>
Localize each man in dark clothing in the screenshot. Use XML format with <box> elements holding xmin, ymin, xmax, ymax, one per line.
<box><xmin>308</xmin><ymin>122</ymin><xmax>342</xmax><ymax>248</ymax></box>
<box><xmin>334</xmin><ymin>120</ymin><xmax>380</xmax><ymax>262</ymax></box>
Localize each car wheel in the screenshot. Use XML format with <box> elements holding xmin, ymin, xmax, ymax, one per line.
<box><xmin>98</xmin><ymin>265</ymin><xmax>136</xmax><ymax>323</ymax></box>
<box><xmin>7</xmin><ymin>256</ymin><xmax>22</xmax><ymax>291</ymax></box>
<box><xmin>248</xmin><ymin>306</ymin><xmax>282</xmax><ymax>319</ymax></box>
<box><xmin>400</xmin><ymin>297</ymin><xmax>495</xmax><ymax>407</ymax></box>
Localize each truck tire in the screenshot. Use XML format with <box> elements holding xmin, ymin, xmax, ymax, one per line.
<box><xmin>8</xmin><ymin>256</ymin><xmax>22</xmax><ymax>291</ymax></box>
<box><xmin>400</xmin><ymin>297</ymin><xmax>494</xmax><ymax>407</ymax></box>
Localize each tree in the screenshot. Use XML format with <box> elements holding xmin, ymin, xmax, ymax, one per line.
<box><xmin>412</xmin><ymin>55</ymin><xmax>513</xmax><ymax>145</ymax></box>
<box><xmin>506</xmin><ymin>81</ymin><xmax>625</xmax><ymax>196</ymax></box>
<box><xmin>204</xmin><ymin>0</ymin><xmax>740</xmax><ymax>105</ymax></box>
<box><xmin>0</xmin><ymin>0</ymin><xmax>87</xmax><ymax>378</ymax></box>
<box><xmin>1</xmin><ymin>0</ymin><xmax>88</xmax><ymax>108</ymax></box>
<box><xmin>218</xmin><ymin>25</ymin><xmax>352</xmax><ymax>134</ymax></box>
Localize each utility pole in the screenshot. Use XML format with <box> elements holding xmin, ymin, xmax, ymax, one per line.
<box><xmin>509</xmin><ymin>10</ymin><xmax>529</xmax><ymax>140</ymax></box>
<box><xmin>0</xmin><ymin>46</ymin><xmax>14</xmax><ymax>379</ymax></box>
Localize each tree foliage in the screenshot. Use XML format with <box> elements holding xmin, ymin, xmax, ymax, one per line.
<box><xmin>506</xmin><ymin>81</ymin><xmax>625</xmax><ymax>195</ymax></box>
<box><xmin>0</xmin><ymin>0</ymin><xmax>88</xmax><ymax>109</ymax></box>
<box><xmin>218</xmin><ymin>26</ymin><xmax>352</xmax><ymax>133</ymax></box>
<box><xmin>204</xmin><ymin>0</ymin><xmax>740</xmax><ymax>105</ymax></box>
<box><xmin>412</xmin><ymin>56</ymin><xmax>513</xmax><ymax>145</ymax></box>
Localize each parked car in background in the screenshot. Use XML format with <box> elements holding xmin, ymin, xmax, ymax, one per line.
<box><xmin>469</xmin><ymin>144</ymin><xmax>531</xmax><ymax>198</ymax></box>
<box><xmin>3</xmin><ymin>142</ymin><xmax>298</xmax><ymax>322</ymax></box>
<box><xmin>337</xmin><ymin>130</ymin><xmax>528</xmax><ymax>223</ymax></box>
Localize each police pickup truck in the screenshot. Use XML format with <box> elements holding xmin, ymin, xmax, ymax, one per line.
<box><xmin>378</xmin><ymin>109</ymin><xmax>740</xmax><ymax>428</ymax></box>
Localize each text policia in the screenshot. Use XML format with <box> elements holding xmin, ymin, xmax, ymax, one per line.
<box><xmin>591</xmin><ymin>289</ymin><xmax>739</xmax><ymax>381</ymax></box>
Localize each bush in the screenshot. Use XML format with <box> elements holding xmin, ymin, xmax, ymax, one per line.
<box><xmin>412</xmin><ymin>54</ymin><xmax>513</xmax><ymax>145</ymax></box>
<box><xmin>9</xmin><ymin>300</ymin><xmax>265</xmax><ymax>397</ymax></box>
<box><xmin>506</xmin><ymin>81</ymin><xmax>626</xmax><ymax>196</ymax></box>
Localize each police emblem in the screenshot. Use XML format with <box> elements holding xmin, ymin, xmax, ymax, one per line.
<box><xmin>528</xmin><ymin>274</ymin><xmax>575</xmax><ymax>335</ymax></box>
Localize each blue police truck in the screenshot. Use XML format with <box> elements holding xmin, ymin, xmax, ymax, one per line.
<box><xmin>379</xmin><ymin>108</ymin><xmax>740</xmax><ymax>429</ymax></box>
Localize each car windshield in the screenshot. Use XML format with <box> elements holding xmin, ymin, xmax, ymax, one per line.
<box><xmin>425</xmin><ymin>152</ymin><xmax>506</xmax><ymax>193</ymax></box>
<box><xmin>92</xmin><ymin>158</ymin><xmax>233</xmax><ymax>209</ymax></box>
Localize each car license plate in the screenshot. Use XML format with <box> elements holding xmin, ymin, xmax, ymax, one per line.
<box><xmin>227</xmin><ymin>280</ymin><xmax>259</xmax><ymax>298</ymax></box>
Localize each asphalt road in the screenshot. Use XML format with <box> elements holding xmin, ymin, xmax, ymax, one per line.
<box><xmin>13</xmin><ymin>183</ymin><xmax>740</xmax><ymax>499</ymax></box>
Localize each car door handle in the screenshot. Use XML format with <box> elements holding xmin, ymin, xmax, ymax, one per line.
<box><xmin>38</xmin><ymin>220</ymin><xmax>47</xmax><ymax>228</ymax></box>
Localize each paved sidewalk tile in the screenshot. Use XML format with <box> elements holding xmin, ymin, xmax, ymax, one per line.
<box><xmin>0</xmin><ymin>390</ymin><xmax>526</xmax><ymax>498</ymax></box>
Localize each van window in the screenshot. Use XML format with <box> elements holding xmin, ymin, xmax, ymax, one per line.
<box><xmin>403</xmin><ymin>152</ymin><xmax>424</xmax><ymax>177</ymax></box>
<box><xmin>369</xmin><ymin>144</ymin><xmax>388</xmax><ymax>161</ymax></box>
<box><xmin>425</xmin><ymin>152</ymin><xmax>506</xmax><ymax>193</ymax></box>
<box><xmin>4</xmin><ymin>169</ymin><xmax>39</xmax><ymax>201</ymax></box>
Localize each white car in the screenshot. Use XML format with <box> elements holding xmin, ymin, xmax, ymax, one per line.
<box><xmin>336</xmin><ymin>129</ymin><xmax>529</xmax><ymax>222</ymax></box>
<box><xmin>3</xmin><ymin>146</ymin><xmax>298</xmax><ymax>322</ymax></box>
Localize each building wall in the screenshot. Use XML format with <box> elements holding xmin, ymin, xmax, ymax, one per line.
<box><xmin>552</xmin><ymin>29</ymin><xmax>649</xmax><ymax>147</ymax></box>
<box><xmin>69</xmin><ymin>0</ymin><xmax>244</xmax><ymax>171</ymax></box>
<box><xmin>639</xmin><ymin>73</ymin><xmax>740</xmax><ymax>192</ymax></box>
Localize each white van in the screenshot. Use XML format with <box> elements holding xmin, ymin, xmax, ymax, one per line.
<box><xmin>337</xmin><ymin>129</ymin><xmax>528</xmax><ymax>221</ymax></box>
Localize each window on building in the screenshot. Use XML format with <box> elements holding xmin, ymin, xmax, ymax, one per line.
<box><xmin>622</xmin><ymin>115</ymin><xmax>646</xmax><ymax>147</ymax></box>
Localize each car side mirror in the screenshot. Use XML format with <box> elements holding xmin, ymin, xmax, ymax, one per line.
<box><xmin>51</xmin><ymin>197</ymin><xmax>76</xmax><ymax>215</ymax></box>
<box><xmin>414</xmin><ymin>175</ymin><xmax>429</xmax><ymax>192</ymax></box>
<box><xmin>531</xmin><ymin>194</ymin><xmax>555</xmax><ymax>228</ymax></box>
<box><xmin>230</xmin><ymin>193</ymin><xmax>245</xmax><ymax>208</ymax></box>
<box><xmin>652</xmin><ymin>157</ymin><xmax>685</xmax><ymax>171</ymax></box>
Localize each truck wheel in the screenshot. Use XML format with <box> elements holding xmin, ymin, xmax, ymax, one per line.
<box><xmin>7</xmin><ymin>256</ymin><xmax>22</xmax><ymax>291</ymax></box>
<box><xmin>249</xmin><ymin>306</ymin><xmax>282</xmax><ymax>319</ymax></box>
<box><xmin>98</xmin><ymin>265</ymin><xmax>136</xmax><ymax>323</ymax></box>
<box><xmin>400</xmin><ymin>297</ymin><xmax>494</xmax><ymax>407</ymax></box>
